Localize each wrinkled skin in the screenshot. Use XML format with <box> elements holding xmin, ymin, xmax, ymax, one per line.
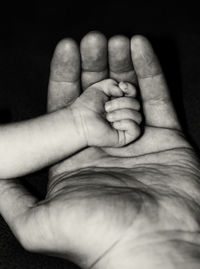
<box><xmin>1</xmin><ymin>32</ymin><xmax>200</xmax><ymax>269</ymax></box>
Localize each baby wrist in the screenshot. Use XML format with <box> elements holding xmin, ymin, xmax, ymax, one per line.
<box><xmin>69</xmin><ymin>106</ymin><xmax>88</xmax><ymax>147</ymax></box>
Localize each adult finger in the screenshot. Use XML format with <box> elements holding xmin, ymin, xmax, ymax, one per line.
<box><xmin>131</xmin><ymin>35</ymin><xmax>181</xmax><ymax>130</ymax></box>
<box><xmin>81</xmin><ymin>31</ymin><xmax>108</xmax><ymax>90</ymax></box>
<box><xmin>108</xmin><ymin>35</ymin><xmax>137</xmax><ymax>84</ymax></box>
<box><xmin>48</xmin><ymin>38</ymin><xmax>80</xmax><ymax>112</ymax></box>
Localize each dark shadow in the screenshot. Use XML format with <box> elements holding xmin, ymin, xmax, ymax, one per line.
<box><xmin>0</xmin><ymin>109</ymin><xmax>12</xmax><ymax>123</ymax></box>
<box><xmin>149</xmin><ymin>35</ymin><xmax>200</xmax><ymax>156</ymax></box>
<box><xmin>149</xmin><ymin>35</ymin><xmax>200</xmax><ymax>155</ymax></box>
<box><xmin>20</xmin><ymin>169</ymin><xmax>48</xmax><ymax>200</ymax></box>
<box><xmin>145</xmin><ymin>35</ymin><xmax>187</xmax><ymax>127</ymax></box>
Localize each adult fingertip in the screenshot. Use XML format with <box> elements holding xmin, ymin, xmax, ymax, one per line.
<box><xmin>81</xmin><ymin>31</ymin><xmax>107</xmax><ymax>51</ymax></box>
<box><xmin>108</xmin><ymin>35</ymin><xmax>130</xmax><ymax>53</ymax></box>
<box><xmin>130</xmin><ymin>35</ymin><xmax>151</xmax><ymax>57</ymax></box>
<box><xmin>50</xmin><ymin>38</ymin><xmax>80</xmax><ymax>82</ymax></box>
<box><xmin>53</xmin><ymin>38</ymin><xmax>79</xmax><ymax>62</ymax></box>
<box><xmin>131</xmin><ymin>35</ymin><xmax>162</xmax><ymax>78</ymax></box>
<box><xmin>131</xmin><ymin>35</ymin><xmax>149</xmax><ymax>46</ymax></box>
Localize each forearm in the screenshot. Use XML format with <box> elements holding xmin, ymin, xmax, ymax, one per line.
<box><xmin>0</xmin><ymin>108</ymin><xmax>86</xmax><ymax>179</ymax></box>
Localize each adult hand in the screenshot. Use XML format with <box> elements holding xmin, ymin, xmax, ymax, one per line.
<box><xmin>0</xmin><ymin>32</ymin><xmax>200</xmax><ymax>269</ymax></box>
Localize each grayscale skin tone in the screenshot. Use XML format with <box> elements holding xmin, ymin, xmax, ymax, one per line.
<box><xmin>1</xmin><ymin>32</ymin><xmax>200</xmax><ymax>269</ymax></box>
<box><xmin>0</xmin><ymin>77</ymin><xmax>140</xmax><ymax>179</ymax></box>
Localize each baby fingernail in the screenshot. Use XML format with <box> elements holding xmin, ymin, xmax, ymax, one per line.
<box><xmin>105</xmin><ymin>102</ymin><xmax>111</xmax><ymax>111</ymax></box>
<box><xmin>106</xmin><ymin>113</ymin><xmax>112</xmax><ymax>120</ymax></box>
<box><xmin>107</xmin><ymin>113</ymin><xmax>116</xmax><ymax>122</ymax></box>
<box><xmin>119</xmin><ymin>81</ymin><xmax>128</xmax><ymax>92</ymax></box>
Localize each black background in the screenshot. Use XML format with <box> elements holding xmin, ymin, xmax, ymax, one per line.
<box><xmin>1</xmin><ymin>1</ymin><xmax>200</xmax><ymax>268</ymax></box>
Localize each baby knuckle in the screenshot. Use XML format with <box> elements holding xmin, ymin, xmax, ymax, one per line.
<box><xmin>111</xmin><ymin>100</ymin><xmax>119</xmax><ymax>109</ymax></box>
<box><xmin>107</xmin><ymin>78</ymin><xmax>117</xmax><ymax>85</ymax></box>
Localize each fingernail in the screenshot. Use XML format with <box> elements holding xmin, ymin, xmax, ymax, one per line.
<box><xmin>119</xmin><ymin>81</ymin><xmax>128</xmax><ymax>92</ymax></box>
<box><xmin>106</xmin><ymin>113</ymin><xmax>113</xmax><ymax>120</ymax></box>
<box><xmin>105</xmin><ymin>102</ymin><xmax>111</xmax><ymax>111</ymax></box>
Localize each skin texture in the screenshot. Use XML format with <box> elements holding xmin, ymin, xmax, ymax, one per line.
<box><xmin>71</xmin><ymin>79</ymin><xmax>141</xmax><ymax>147</ymax></box>
<box><xmin>1</xmin><ymin>32</ymin><xmax>200</xmax><ymax>269</ymax></box>
<box><xmin>0</xmin><ymin>77</ymin><xmax>140</xmax><ymax>179</ymax></box>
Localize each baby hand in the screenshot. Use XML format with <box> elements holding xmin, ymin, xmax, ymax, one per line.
<box><xmin>105</xmin><ymin>81</ymin><xmax>142</xmax><ymax>147</ymax></box>
<box><xmin>71</xmin><ymin>79</ymin><xmax>142</xmax><ymax>147</ymax></box>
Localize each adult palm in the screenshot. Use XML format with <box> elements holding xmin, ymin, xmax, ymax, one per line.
<box><xmin>1</xmin><ymin>32</ymin><xmax>200</xmax><ymax>269</ymax></box>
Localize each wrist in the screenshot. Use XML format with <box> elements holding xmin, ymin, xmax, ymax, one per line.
<box><xmin>68</xmin><ymin>105</ymin><xmax>88</xmax><ymax>148</ymax></box>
